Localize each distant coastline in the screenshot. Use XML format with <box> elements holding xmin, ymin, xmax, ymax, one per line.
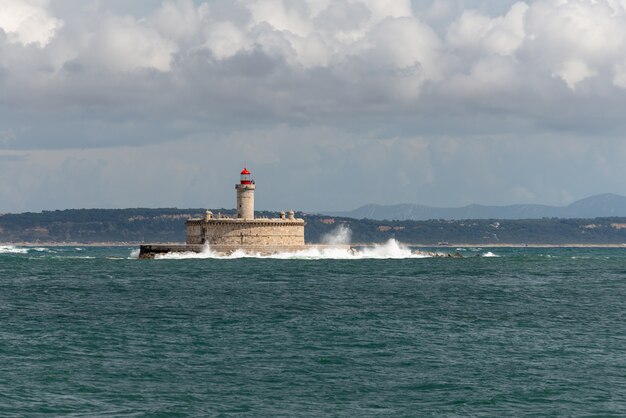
<box><xmin>2</xmin><ymin>208</ymin><xmax>626</xmax><ymax>246</ymax></box>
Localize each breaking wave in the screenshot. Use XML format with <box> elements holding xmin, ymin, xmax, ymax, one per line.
<box><xmin>0</xmin><ymin>246</ymin><xmax>56</xmax><ymax>255</ymax></box>
<box><xmin>482</xmin><ymin>252</ymin><xmax>500</xmax><ymax>258</ymax></box>
<box><xmin>155</xmin><ymin>239</ymin><xmax>433</xmax><ymax>260</ymax></box>
<box><xmin>322</xmin><ymin>224</ymin><xmax>352</xmax><ymax>246</ymax></box>
<box><xmin>0</xmin><ymin>245</ymin><xmax>29</xmax><ymax>254</ymax></box>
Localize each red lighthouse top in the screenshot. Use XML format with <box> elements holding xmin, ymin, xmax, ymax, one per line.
<box><xmin>240</xmin><ymin>167</ymin><xmax>252</xmax><ymax>184</ymax></box>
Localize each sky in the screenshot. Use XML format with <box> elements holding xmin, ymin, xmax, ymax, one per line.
<box><xmin>2</xmin><ymin>0</ymin><xmax>626</xmax><ymax>213</ymax></box>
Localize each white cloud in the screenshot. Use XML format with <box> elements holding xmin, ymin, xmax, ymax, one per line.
<box><xmin>204</xmin><ymin>21</ymin><xmax>249</xmax><ymax>59</ymax></box>
<box><xmin>85</xmin><ymin>14</ymin><xmax>178</xmax><ymax>72</ymax></box>
<box><xmin>368</xmin><ymin>17</ymin><xmax>441</xmax><ymax>70</ymax></box>
<box><xmin>4</xmin><ymin>0</ymin><xmax>626</xmax><ymax>210</ymax></box>
<box><xmin>361</xmin><ymin>0</ymin><xmax>413</xmax><ymax>21</ymax></box>
<box><xmin>556</xmin><ymin>59</ymin><xmax>598</xmax><ymax>90</ymax></box>
<box><xmin>248</xmin><ymin>0</ymin><xmax>313</xmax><ymax>37</ymax></box>
<box><xmin>612</xmin><ymin>60</ymin><xmax>626</xmax><ymax>87</ymax></box>
<box><xmin>149</xmin><ymin>0</ymin><xmax>205</xmax><ymax>43</ymax></box>
<box><xmin>525</xmin><ymin>0</ymin><xmax>626</xmax><ymax>89</ymax></box>
<box><xmin>0</xmin><ymin>0</ymin><xmax>62</xmax><ymax>46</ymax></box>
<box><xmin>6</xmin><ymin>0</ymin><xmax>626</xmax><ymax>127</ymax></box>
<box><xmin>447</xmin><ymin>2</ymin><xmax>528</xmax><ymax>57</ymax></box>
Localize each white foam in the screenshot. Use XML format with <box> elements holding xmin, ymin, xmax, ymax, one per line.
<box><xmin>155</xmin><ymin>239</ymin><xmax>433</xmax><ymax>260</ymax></box>
<box><xmin>0</xmin><ymin>245</ymin><xmax>28</xmax><ymax>254</ymax></box>
<box><xmin>482</xmin><ymin>251</ymin><xmax>500</xmax><ymax>258</ymax></box>
<box><xmin>322</xmin><ymin>224</ymin><xmax>352</xmax><ymax>246</ymax></box>
<box><xmin>129</xmin><ymin>249</ymin><xmax>140</xmax><ymax>259</ymax></box>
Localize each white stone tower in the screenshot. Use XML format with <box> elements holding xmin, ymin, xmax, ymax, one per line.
<box><xmin>235</xmin><ymin>167</ymin><xmax>256</xmax><ymax>219</ymax></box>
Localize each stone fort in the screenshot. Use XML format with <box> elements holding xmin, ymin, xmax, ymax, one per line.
<box><xmin>185</xmin><ymin>168</ymin><xmax>305</xmax><ymax>248</ymax></box>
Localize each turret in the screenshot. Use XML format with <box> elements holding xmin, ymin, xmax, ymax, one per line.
<box><xmin>235</xmin><ymin>167</ymin><xmax>256</xmax><ymax>219</ymax></box>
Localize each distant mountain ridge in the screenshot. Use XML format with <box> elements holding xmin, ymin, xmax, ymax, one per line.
<box><xmin>322</xmin><ymin>193</ymin><xmax>626</xmax><ymax>221</ymax></box>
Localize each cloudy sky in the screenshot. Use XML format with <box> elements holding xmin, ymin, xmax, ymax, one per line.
<box><xmin>2</xmin><ymin>0</ymin><xmax>626</xmax><ymax>212</ymax></box>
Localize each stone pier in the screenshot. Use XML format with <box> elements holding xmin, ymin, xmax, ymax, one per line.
<box><xmin>138</xmin><ymin>243</ymin><xmax>353</xmax><ymax>259</ymax></box>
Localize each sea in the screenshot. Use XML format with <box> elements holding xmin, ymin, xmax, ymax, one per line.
<box><xmin>1</xmin><ymin>242</ymin><xmax>625</xmax><ymax>416</ymax></box>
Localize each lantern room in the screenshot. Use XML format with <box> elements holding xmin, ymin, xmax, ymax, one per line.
<box><xmin>240</xmin><ymin>168</ymin><xmax>252</xmax><ymax>185</ymax></box>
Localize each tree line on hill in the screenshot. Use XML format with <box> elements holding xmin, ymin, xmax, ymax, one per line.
<box><xmin>1</xmin><ymin>208</ymin><xmax>626</xmax><ymax>244</ymax></box>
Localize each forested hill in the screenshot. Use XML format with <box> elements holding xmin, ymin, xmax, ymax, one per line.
<box><xmin>2</xmin><ymin>208</ymin><xmax>626</xmax><ymax>245</ymax></box>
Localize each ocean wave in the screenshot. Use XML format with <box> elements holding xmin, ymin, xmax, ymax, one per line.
<box><xmin>32</xmin><ymin>255</ymin><xmax>97</xmax><ymax>260</ymax></box>
<box><xmin>482</xmin><ymin>252</ymin><xmax>500</xmax><ymax>258</ymax></box>
<box><xmin>155</xmin><ymin>239</ymin><xmax>433</xmax><ymax>260</ymax></box>
<box><xmin>0</xmin><ymin>245</ymin><xmax>29</xmax><ymax>254</ymax></box>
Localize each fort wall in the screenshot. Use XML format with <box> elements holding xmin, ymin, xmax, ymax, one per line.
<box><xmin>186</xmin><ymin>219</ymin><xmax>305</xmax><ymax>246</ymax></box>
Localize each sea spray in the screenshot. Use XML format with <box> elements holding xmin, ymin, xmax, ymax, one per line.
<box><xmin>482</xmin><ymin>252</ymin><xmax>500</xmax><ymax>258</ymax></box>
<box><xmin>356</xmin><ymin>239</ymin><xmax>421</xmax><ymax>259</ymax></box>
<box><xmin>0</xmin><ymin>245</ymin><xmax>29</xmax><ymax>254</ymax></box>
<box><xmin>154</xmin><ymin>239</ymin><xmax>432</xmax><ymax>260</ymax></box>
<box><xmin>322</xmin><ymin>224</ymin><xmax>352</xmax><ymax>245</ymax></box>
<box><xmin>155</xmin><ymin>244</ymin><xmax>217</xmax><ymax>260</ymax></box>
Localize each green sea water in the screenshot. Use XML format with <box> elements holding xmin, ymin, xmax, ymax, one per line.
<box><xmin>1</xmin><ymin>244</ymin><xmax>625</xmax><ymax>416</ymax></box>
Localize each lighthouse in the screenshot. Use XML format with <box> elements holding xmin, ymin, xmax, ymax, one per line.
<box><xmin>235</xmin><ymin>167</ymin><xmax>256</xmax><ymax>219</ymax></box>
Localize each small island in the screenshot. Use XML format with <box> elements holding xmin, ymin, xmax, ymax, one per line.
<box><xmin>139</xmin><ymin>168</ymin><xmax>349</xmax><ymax>258</ymax></box>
